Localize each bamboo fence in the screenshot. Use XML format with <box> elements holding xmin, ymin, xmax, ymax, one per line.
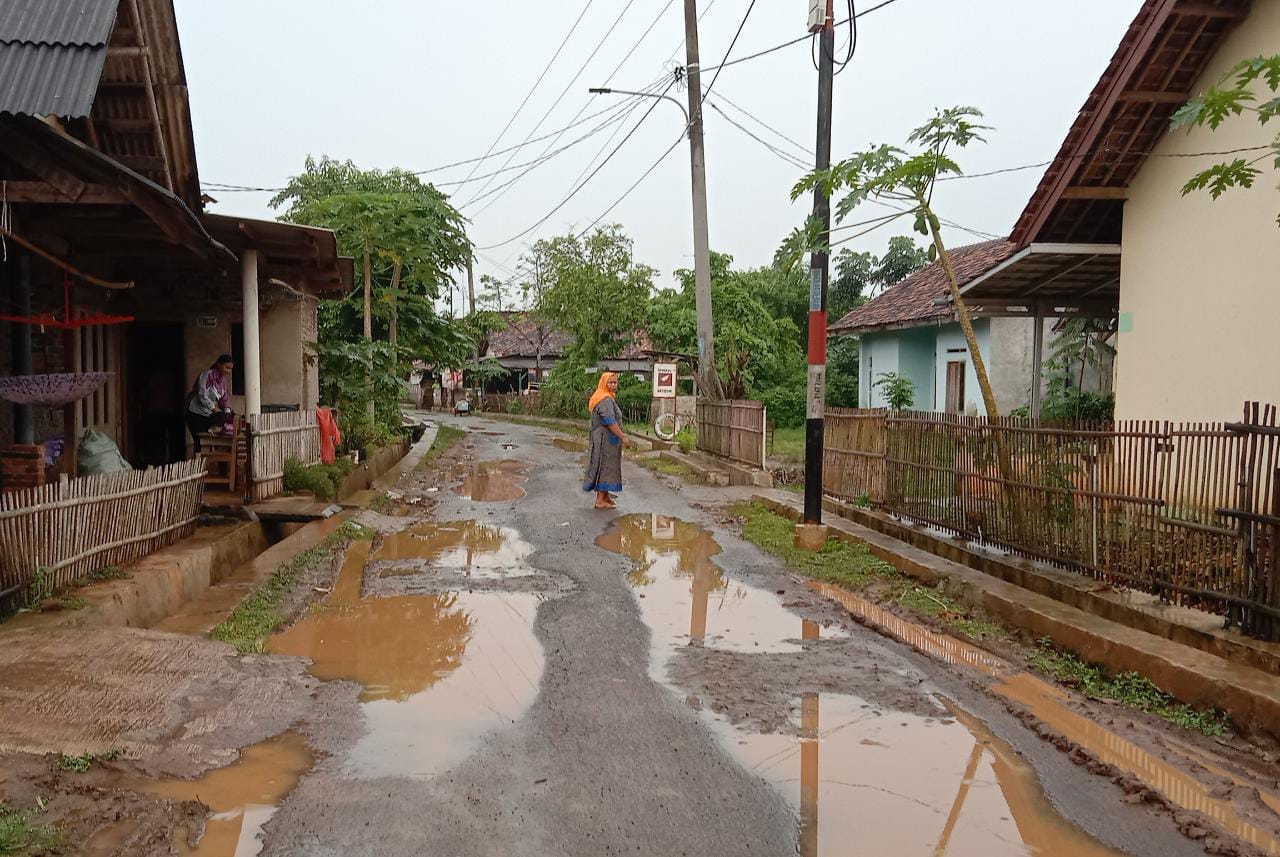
<box><xmin>823</xmin><ymin>403</ymin><xmax>1280</xmax><ymax>640</ymax></box>
<box><xmin>248</xmin><ymin>411</ymin><xmax>321</xmax><ymax>502</ymax></box>
<box><xmin>0</xmin><ymin>460</ymin><xmax>206</xmax><ymax>602</ymax></box>
<box><xmin>696</xmin><ymin>399</ymin><xmax>767</xmax><ymax>469</ymax></box>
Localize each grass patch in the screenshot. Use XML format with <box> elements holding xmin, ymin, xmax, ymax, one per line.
<box><xmin>73</xmin><ymin>566</ymin><xmax>130</xmax><ymax>587</ymax></box>
<box><xmin>638</xmin><ymin>456</ymin><xmax>701</xmax><ymax>482</ymax></box>
<box><xmin>735</xmin><ymin>501</ymin><xmax>1007</xmax><ymax>641</ymax></box>
<box><xmin>0</xmin><ymin>803</ymin><xmax>59</xmax><ymax>854</ymax></box>
<box><xmin>368</xmin><ymin>492</ymin><xmax>392</xmax><ymax>513</ymax></box>
<box><xmin>769</xmin><ymin>426</ymin><xmax>805</xmax><ymax>462</ymax></box>
<box><xmin>1029</xmin><ymin>638</ymin><xmax>1231</xmax><ymax>736</ymax></box>
<box><xmin>54</xmin><ymin>596</ymin><xmax>85</xmax><ymax>612</ymax></box>
<box><xmin>417</xmin><ymin>425</ymin><xmax>466</xmax><ymax>471</ymax></box>
<box><xmin>210</xmin><ymin>521</ymin><xmax>373</xmax><ymax>653</ymax></box>
<box><xmin>52</xmin><ymin>749</ymin><xmax>120</xmax><ymax>773</ymax></box>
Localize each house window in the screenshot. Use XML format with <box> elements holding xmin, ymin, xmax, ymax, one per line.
<box><xmin>231</xmin><ymin>324</ymin><xmax>245</xmax><ymax>396</ymax></box>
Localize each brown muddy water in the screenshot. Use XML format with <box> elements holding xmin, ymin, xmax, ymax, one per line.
<box><xmin>451</xmin><ymin>459</ymin><xmax>529</xmax><ymax>501</ymax></box>
<box><xmin>595</xmin><ymin>516</ymin><xmax>1208</xmax><ymax>856</ymax></box>
<box><xmin>596</xmin><ymin>514</ymin><xmax>844</xmax><ymax>681</ymax></box>
<box><xmin>268</xmin><ymin>538</ymin><xmax>545</xmax><ymax>780</ymax></box>
<box><xmin>371</xmin><ymin>520</ymin><xmax>535</xmax><ymax>579</ymax></box>
<box><xmin>809</xmin><ymin>581</ymin><xmax>1280</xmax><ymax>856</ymax></box>
<box><xmin>113</xmin><ymin>732</ymin><xmax>313</xmax><ymax>857</ymax></box>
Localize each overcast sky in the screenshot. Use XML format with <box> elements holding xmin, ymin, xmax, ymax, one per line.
<box><xmin>175</xmin><ymin>0</ymin><xmax>1143</xmax><ymax>308</ymax></box>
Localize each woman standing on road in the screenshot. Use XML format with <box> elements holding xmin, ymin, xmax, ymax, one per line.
<box><xmin>583</xmin><ymin>372</ymin><xmax>631</xmax><ymax>509</ymax></box>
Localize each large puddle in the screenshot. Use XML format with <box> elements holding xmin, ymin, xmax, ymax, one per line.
<box><xmin>596</xmin><ymin>514</ymin><xmax>839</xmax><ymax>680</ymax></box>
<box><xmin>267</xmin><ymin>539</ymin><xmax>545</xmax><ymax>780</ymax></box>
<box><xmin>701</xmin><ymin>687</ymin><xmax>1123</xmax><ymax>857</ymax></box>
<box><xmin>809</xmin><ymin>580</ymin><xmax>1280</xmax><ymax>855</ymax></box>
<box><xmin>113</xmin><ymin>731</ymin><xmax>313</xmax><ymax>857</ymax></box>
<box><xmin>370</xmin><ymin>520</ymin><xmax>535</xmax><ymax>580</ymax></box>
<box><xmin>451</xmin><ymin>459</ymin><xmax>529</xmax><ymax>501</ymax></box>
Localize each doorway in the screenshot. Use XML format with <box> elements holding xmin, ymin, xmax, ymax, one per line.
<box><xmin>945</xmin><ymin>361</ymin><xmax>966</xmax><ymax>414</ymax></box>
<box><xmin>127</xmin><ymin>322</ymin><xmax>186</xmax><ymax>466</ymax></box>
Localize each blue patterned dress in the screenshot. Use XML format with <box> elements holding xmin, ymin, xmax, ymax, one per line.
<box><xmin>583</xmin><ymin>397</ymin><xmax>624</xmax><ymax>493</ymax></box>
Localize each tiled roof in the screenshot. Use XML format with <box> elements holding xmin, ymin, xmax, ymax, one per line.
<box><xmin>828</xmin><ymin>240</ymin><xmax>1016</xmax><ymax>334</ymax></box>
<box><xmin>0</xmin><ymin>0</ymin><xmax>117</xmax><ymax>118</ymax></box>
<box><xmin>485</xmin><ymin>312</ymin><xmax>653</xmax><ymax>361</ymax></box>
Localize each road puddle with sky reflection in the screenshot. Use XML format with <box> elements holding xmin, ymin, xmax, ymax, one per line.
<box><xmin>268</xmin><ymin>539</ymin><xmax>545</xmax><ymax>780</ymax></box>
<box><xmin>370</xmin><ymin>520</ymin><xmax>536</xmax><ymax>580</ymax></box>
<box><xmin>595</xmin><ymin>514</ymin><xmax>842</xmax><ymax>680</ymax></box>
<box><xmin>809</xmin><ymin>580</ymin><xmax>1280</xmax><ymax>856</ymax></box>
<box><xmin>108</xmin><ymin>732</ymin><xmax>313</xmax><ymax>857</ymax></box>
<box><xmin>450</xmin><ymin>459</ymin><xmax>529</xmax><ymax>501</ymax></box>
<box><xmin>593</xmin><ymin>514</ymin><xmax>1242</xmax><ymax>856</ymax></box>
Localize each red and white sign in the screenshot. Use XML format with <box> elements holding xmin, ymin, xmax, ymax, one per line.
<box><xmin>652</xmin><ymin>363</ymin><xmax>678</xmax><ymax>399</ymax></box>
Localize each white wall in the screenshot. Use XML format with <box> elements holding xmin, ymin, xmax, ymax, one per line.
<box><xmin>859</xmin><ymin>333</ymin><xmax>900</xmax><ymax>408</ymax></box>
<box><xmin>1116</xmin><ymin>2</ymin><xmax>1280</xmax><ymax>423</ymax></box>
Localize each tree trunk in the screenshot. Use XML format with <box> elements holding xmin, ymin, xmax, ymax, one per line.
<box><xmin>927</xmin><ymin>223</ymin><xmax>998</xmax><ymax>419</ymax></box>
<box><xmin>363</xmin><ymin>244</ymin><xmax>374</xmax><ymax>422</ymax></box>
<box><xmin>388</xmin><ymin>261</ymin><xmax>401</xmax><ymax>348</ymax></box>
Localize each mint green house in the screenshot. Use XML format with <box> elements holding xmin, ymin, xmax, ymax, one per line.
<box><xmin>830</xmin><ymin>241</ymin><xmax>1048</xmax><ymax>414</ymax></box>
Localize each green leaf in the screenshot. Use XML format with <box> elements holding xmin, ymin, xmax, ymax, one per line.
<box><xmin>1180</xmin><ymin>159</ymin><xmax>1261</xmax><ymax>198</ymax></box>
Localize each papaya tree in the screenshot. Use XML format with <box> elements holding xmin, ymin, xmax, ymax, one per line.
<box><xmin>790</xmin><ymin>107</ymin><xmax>1003</xmax><ymax>418</ymax></box>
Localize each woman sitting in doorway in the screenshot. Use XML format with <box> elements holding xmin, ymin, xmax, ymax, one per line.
<box><xmin>186</xmin><ymin>354</ymin><xmax>233</xmax><ymax>453</ymax></box>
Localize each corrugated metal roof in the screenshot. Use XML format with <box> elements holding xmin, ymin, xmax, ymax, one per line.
<box><xmin>0</xmin><ymin>0</ymin><xmax>117</xmax><ymax>47</ymax></box>
<box><xmin>0</xmin><ymin>0</ymin><xmax>116</xmax><ymax>117</ymax></box>
<box><xmin>0</xmin><ymin>43</ymin><xmax>105</xmax><ymax>117</ymax></box>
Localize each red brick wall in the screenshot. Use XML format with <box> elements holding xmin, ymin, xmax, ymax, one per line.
<box><xmin>1</xmin><ymin>443</ymin><xmax>46</xmax><ymax>492</ymax></box>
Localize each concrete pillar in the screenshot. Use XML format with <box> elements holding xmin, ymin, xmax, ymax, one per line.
<box><xmin>241</xmin><ymin>249</ymin><xmax>262</xmax><ymax>417</ymax></box>
<box><xmin>1030</xmin><ymin>305</ymin><xmax>1045</xmax><ymax>421</ymax></box>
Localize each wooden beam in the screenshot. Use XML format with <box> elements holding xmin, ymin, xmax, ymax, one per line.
<box><xmin>1172</xmin><ymin>2</ymin><xmax>1248</xmax><ymax>17</ymax></box>
<box><xmin>1118</xmin><ymin>89</ymin><xmax>1192</xmax><ymax>103</ymax></box>
<box><xmin>94</xmin><ymin>117</ymin><xmax>156</xmax><ymax>133</ymax></box>
<box><xmin>113</xmin><ymin>154</ymin><xmax>168</xmax><ymax>172</ymax></box>
<box><xmin>126</xmin><ymin>0</ymin><xmax>175</xmax><ymax>194</ymax></box>
<box><xmin>0</xmin><ymin>127</ymin><xmax>88</xmax><ymax>200</ymax></box>
<box><xmin>0</xmin><ymin>182</ymin><xmax>128</xmax><ymax>205</ymax></box>
<box><xmin>1061</xmin><ymin>186</ymin><xmax>1129</xmax><ymax>200</ymax></box>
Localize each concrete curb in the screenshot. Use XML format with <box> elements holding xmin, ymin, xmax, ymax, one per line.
<box><xmin>659</xmin><ymin>450</ymin><xmax>729</xmax><ymax>486</ymax></box>
<box><xmin>686</xmin><ymin>450</ymin><xmax>774</xmax><ymax>488</ymax></box>
<box><xmin>755</xmin><ymin>492</ymin><xmax>1280</xmax><ymax>737</ymax></box>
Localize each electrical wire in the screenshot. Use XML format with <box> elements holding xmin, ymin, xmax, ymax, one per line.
<box><xmin>704</xmin><ymin>0</ymin><xmax>901</xmax><ymax>75</ymax></box>
<box><xmin>699</xmin><ymin>0</ymin><xmax>759</xmax><ymax>108</ymax></box>
<box><xmin>475</xmin><ymin>81</ymin><xmax>677</xmax><ymax>251</ymax></box>
<box><xmin>705</xmin><ymin>99</ymin><xmax>809</xmax><ymax>168</ymax></box>
<box><xmin>461</xmin><ymin>77</ymin><xmax>670</xmax><ymax>212</ymax></box>
<box><xmin>452</xmin><ymin>0</ymin><xmax>598</xmax><ymax>194</ymax></box>
<box><xmin>461</xmin><ymin>0</ymin><xmax>642</xmax><ymax>207</ymax></box>
<box><xmin>711</xmin><ymin>89</ymin><xmax>814</xmax><ymax>157</ymax></box>
<box><xmin>575</xmin><ymin>134</ymin><xmax>685</xmax><ymax>237</ymax></box>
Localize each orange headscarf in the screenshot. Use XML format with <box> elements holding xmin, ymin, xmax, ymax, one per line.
<box><xmin>588</xmin><ymin>372</ymin><xmax>618</xmax><ymax>414</ymax></box>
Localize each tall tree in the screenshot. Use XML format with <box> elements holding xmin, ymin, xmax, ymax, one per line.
<box><xmin>532</xmin><ymin>225</ymin><xmax>654</xmax><ymax>364</ymax></box>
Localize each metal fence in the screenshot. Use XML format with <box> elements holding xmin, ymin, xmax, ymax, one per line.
<box><xmin>696</xmin><ymin>399</ymin><xmax>767</xmax><ymax>469</ymax></box>
<box><xmin>823</xmin><ymin>403</ymin><xmax>1280</xmax><ymax>640</ymax></box>
<box><xmin>0</xmin><ymin>459</ymin><xmax>207</xmax><ymax>604</ymax></box>
<box><xmin>248</xmin><ymin>410</ymin><xmax>320</xmax><ymax>502</ymax></box>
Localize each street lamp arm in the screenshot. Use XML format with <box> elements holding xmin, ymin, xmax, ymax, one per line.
<box><xmin>587</xmin><ymin>87</ymin><xmax>690</xmax><ymax>128</ymax></box>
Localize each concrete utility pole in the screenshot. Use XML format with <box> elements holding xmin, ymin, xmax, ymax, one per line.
<box><xmin>682</xmin><ymin>0</ymin><xmax>722</xmax><ymax>399</ymax></box>
<box><xmin>800</xmin><ymin>0</ymin><xmax>836</xmax><ymax>540</ymax></box>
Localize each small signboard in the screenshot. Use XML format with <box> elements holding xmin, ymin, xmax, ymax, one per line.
<box><xmin>652</xmin><ymin>363</ymin><xmax>678</xmax><ymax>399</ymax></box>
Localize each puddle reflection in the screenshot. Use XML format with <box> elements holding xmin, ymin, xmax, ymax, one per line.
<box><xmin>115</xmin><ymin>732</ymin><xmax>312</xmax><ymax>857</ymax></box>
<box><xmin>267</xmin><ymin>540</ymin><xmax>545</xmax><ymax>780</ymax></box>
<box><xmin>372</xmin><ymin>520</ymin><xmax>535</xmax><ymax>579</ymax></box>
<box><xmin>451</xmin><ymin>460</ymin><xmax>528</xmax><ymax>502</ymax></box>
<box><xmin>702</xmin><ymin>685</ymin><xmax>1121</xmax><ymax>857</ymax></box>
<box><xmin>597</xmin><ymin>515</ymin><xmax>836</xmax><ymax>679</ymax></box>
<box><xmin>808</xmin><ymin>580</ymin><xmax>1280</xmax><ymax>855</ymax></box>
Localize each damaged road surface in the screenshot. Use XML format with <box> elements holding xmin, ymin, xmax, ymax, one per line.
<box><xmin>2</xmin><ymin>415</ymin><xmax>1279</xmax><ymax>856</ymax></box>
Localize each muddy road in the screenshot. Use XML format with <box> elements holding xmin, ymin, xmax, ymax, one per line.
<box><xmin>6</xmin><ymin>414</ymin><xmax>1279</xmax><ymax>856</ymax></box>
<box><xmin>250</xmin><ymin>415</ymin><xmax>1269</xmax><ymax>857</ymax></box>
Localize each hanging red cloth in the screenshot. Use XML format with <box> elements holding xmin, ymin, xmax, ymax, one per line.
<box><xmin>317</xmin><ymin>407</ymin><xmax>342</xmax><ymax>465</ymax></box>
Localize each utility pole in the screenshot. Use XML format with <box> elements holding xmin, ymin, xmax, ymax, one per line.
<box><xmin>682</xmin><ymin>0</ymin><xmax>722</xmax><ymax>399</ymax></box>
<box><xmin>801</xmin><ymin>0</ymin><xmax>835</xmax><ymax>536</ymax></box>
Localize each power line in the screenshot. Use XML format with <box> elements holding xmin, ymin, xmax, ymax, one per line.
<box><xmin>705</xmin><ymin>98</ymin><xmax>809</xmax><ymax>168</ymax></box>
<box><xmin>576</xmin><ymin>134</ymin><xmax>685</xmax><ymax>237</ymax></box>
<box><xmin>462</xmin><ymin>0</ymin><xmax>641</xmax><ymax>207</ymax></box>
<box><xmin>703</xmin><ymin>0</ymin><xmax>903</xmax><ymax>75</ymax></box>
<box><xmin>475</xmin><ymin>82</ymin><xmax>677</xmax><ymax>251</ymax></box>
<box><xmin>711</xmin><ymin>89</ymin><xmax>814</xmax><ymax>158</ymax></box>
<box><xmin>452</xmin><ymin>0</ymin><xmax>598</xmax><ymax>194</ymax></box>
<box><xmin>699</xmin><ymin>0</ymin><xmax>759</xmax><ymax>107</ymax></box>
<box><xmin>461</xmin><ymin>78</ymin><xmax>669</xmax><ymax>212</ymax></box>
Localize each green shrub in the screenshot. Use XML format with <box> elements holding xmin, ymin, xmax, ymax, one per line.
<box><xmin>507</xmin><ymin>398</ymin><xmax>525</xmax><ymax>415</ymax></box>
<box><xmin>676</xmin><ymin>427</ymin><xmax>696</xmax><ymax>454</ymax></box>
<box><xmin>282</xmin><ymin>457</ymin><xmax>355</xmax><ymax>501</ymax></box>
<box><xmin>758</xmin><ymin>384</ymin><xmax>806</xmax><ymax>429</ymax></box>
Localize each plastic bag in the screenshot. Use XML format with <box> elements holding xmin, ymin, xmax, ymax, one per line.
<box><xmin>78</xmin><ymin>430</ymin><xmax>133</xmax><ymax>476</ymax></box>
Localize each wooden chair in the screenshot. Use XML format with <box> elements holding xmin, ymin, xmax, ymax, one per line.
<box><xmin>198</xmin><ymin>416</ymin><xmax>245</xmax><ymax>496</ymax></box>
